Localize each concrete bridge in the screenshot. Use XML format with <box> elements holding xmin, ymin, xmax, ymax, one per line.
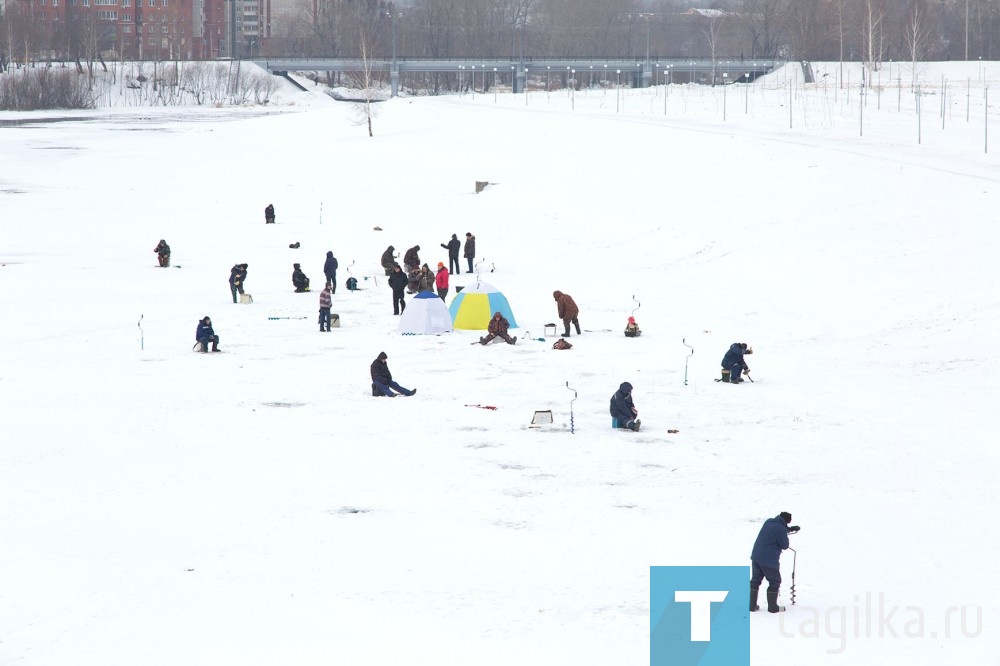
<box><xmin>257</xmin><ymin>58</ymin><xmax>779</xmax><ymax>97</ymax></box>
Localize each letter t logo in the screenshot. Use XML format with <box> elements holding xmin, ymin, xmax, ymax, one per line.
<box><xmin>674</xmin><ymin>591</ymin><xmax>729</xmax><ymax>641</ymax></box>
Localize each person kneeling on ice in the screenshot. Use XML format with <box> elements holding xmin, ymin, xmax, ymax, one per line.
<box><xmin>721</xmin><ymin>342</ymin><xmax>752</xmax><ymax>383</ymax></box>
<box><xmin>292</xmin><ymin>263</ymin><xmax>311</xmax><ymax>292</ymax></box>
<box><xmin>624</xmin><ymin>316</ymin><xmax>641</xmax><ymax>337</ymax></box>
<box><xmin>480</xmin><ymin>312</ymin><xmax>516</xmax><ymax>345</ymax></box>
<box><xmin>195</xmin><ymin>316</ymin><xmax>220</xmax><ymax>352</ymax></box>
<box><xmin>609</xmin><ymin>382</ymin><xmax>640</xmax><ymax>431</ymax></box>
<box><xmin>370</xmin><ymin>352</ymin><xmax>416</xmax><ymax>397</ymax></box>
<box><xmin>750</xmin><ymin>512</ymin><xmax>801</xmax><ymax>613</ymax></box>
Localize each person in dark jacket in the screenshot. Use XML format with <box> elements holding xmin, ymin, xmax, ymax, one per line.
<box><xmin>435</xmin><ymin>262</ymin><xmax>450</xmax><ymax>300</ymax></box>
<box><xmin>292</xmin><ymin>263</ymin><xmax>310</xmax><ymax>292</ymax></box>
<box><xmin>464</xmin><ymin>233</ymin><xmax>476</xmax><ymax>273</ymax></box>
<box><xmin>721</xmin><ymin>342</ymin><xmax>752</xmax><ymax>383</ymax></box>
<box><xmin>229</xmin><ymin>263</ymin><xmax>247</xmax><ymax>303</ymax></box>
<box><xmin>750</xmin><ymin>512</ymin><xmax>800</xmax><ymax>613</ymax></box>
<box><xmin>323</xmin><ymin>251</ymin><xmax>339</xmax><ymax>294</ymax></box>
<box><xmin>264</xmin><ymin>203</ymin><xmax>275</xmax><ymax>224</ymax></box>
<box><xmin>370</xmin><ymin>351</ymin><xmax>416</xmax><ymax>397</ymax></box>
<box><xmin>381</xmin><ymin>246</ymin><xmax>397</xmax><ymax>276</ymax></box>
<box><xmin>553</xmin><ymin>290</ymin><xmax>581</xmax><ymax>336</ymax></box>
<box><xmin>153</xmin><ymin>239</ymin><xmax>171</xmax><ymax>267</ymax></box>
<box><xmin>609</xmin><ymin>381</ymin><xmax>640</xmax><ymax>431</ymax></box>
<box><xmin>403</xmin><ymin>245</ymin><xmax>421</xmax><ymax>273</ymax></box>
<box><xmin>480</xmin><ymin>312</ymin><xmax>516</xmax><ymax>345</ymax></box>
<box><xmin>441</xmin><ymin>234</ymin><xmax>461</xmax><ymax>275</ymax></box>
<box><xmin>195</xmin><ymin>316</ymin><xmax>220</xmax><ymax>352</ymax></box>
<box><xmin>388</xmin><ymin>264</ymin><xmax>408</xmax><ymax>315</ymax></box>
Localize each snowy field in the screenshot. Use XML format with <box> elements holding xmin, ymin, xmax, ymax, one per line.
<box><xmin>1</xmin><ymin>61</ymin><xmax>998</xmax><ymax>665</ymax></box>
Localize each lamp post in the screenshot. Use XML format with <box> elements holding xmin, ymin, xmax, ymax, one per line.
<box><xmin>525</xmin><ymin>67</ymin><xmax>529</xmax><ymax>105</ymax></box>
<box><xmin>745</xmin><ymin>71</ymin><xmax>749</xmax><ymax>113</ymax></box>
<box><xmin>616</xmin><ymin>69</ymin><xmax>621</xmax><ymax>112</ymax></box>
<box><xmin>571</xmin><ymin>68</ymin><xmax>575</xmax><ymax>109</ymax></box>
<box><xmin>722</xmin><ymin>71</ymin><xmax>728</xmax><ymax>120</ymax></box>
<box><xmin>459</xmin><ymin>65</ymin><xmax>464</xmax><ymax>96</ymax></box>
<box><xmin>494</xmin><ymin>67</ymin><xmax>497</xmax><ymax>102</ymax></box>
<box><xmin>471</xmin><ymin>65</ymin><xmax>476</xmax><ymax>98</ymax></box>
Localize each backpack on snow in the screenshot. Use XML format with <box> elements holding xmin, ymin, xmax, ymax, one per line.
<box><xmin>553</xmin><ymin>338</ymin><xmax>573</xmax><ymax>350</ymax></box>
<box><xmin>346</xmin><ymin>277</ymin><xmax>359</xmax><ymax>291</ymax></box>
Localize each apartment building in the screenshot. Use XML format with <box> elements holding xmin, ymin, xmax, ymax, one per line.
<box><xmin>9</xmin><ymin>0</ymin><xmax>268</xmax><ymax>59</ymax></box>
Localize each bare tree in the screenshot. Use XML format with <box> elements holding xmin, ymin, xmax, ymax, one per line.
<box><xmin>739</xmin><ymin>0</ymin><xmax>788</xmax><ymax>59</ymax></box>
<box><xmin>698</xmin><ymin>10</ymin><xmax>727</xmax><ymax>85</ymax></box>
<box><xmin>903</xmin><ymin>0</ymin><xmax>929</xmax><ymax>88</ymax></box>
<box><xmin>858</xmin><ymin>0</ymin><xmax>886</xmax><ymax>76</ymax></box>
<box><xmin>349</xmin><ymin>5</ymin><xmax>388</xmax><ymax>137</ymax></box>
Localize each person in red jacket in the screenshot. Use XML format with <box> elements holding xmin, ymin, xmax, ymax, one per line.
<box><xmin>480</xmin><ymin>312</ymin><xmax>516</xmax><ymax>345</ymax></box>
<box><xmin>435</xmin><ymin>262</ymin><xmax>450</xmax><ymax>300</ymax></box>
<box><xmin>553</xmin><ymin>290</ymin><xmax>581</xmax><ymax>336</ymax></box>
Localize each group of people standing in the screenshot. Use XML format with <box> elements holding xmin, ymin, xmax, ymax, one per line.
<box><xmin>381</xmin><ymin>232</ymin><xmax>476</xmax><ymax>315</ymax></box>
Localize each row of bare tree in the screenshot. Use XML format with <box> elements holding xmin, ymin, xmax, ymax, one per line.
<box><xmin>267</xmin><ymin>0</ymin><xmax>1000</xmax><ymax>64</ymax></box>
<box><xmin>2</xmin><ymin>0</ymin><xmax>1000</xmax><ymax>69</ymax></box>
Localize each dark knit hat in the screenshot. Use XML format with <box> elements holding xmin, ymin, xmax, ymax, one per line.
<box><xmin>779</xmin><ymin>511</ymin><xmax>792</xmax><ymax>525</ymax></box>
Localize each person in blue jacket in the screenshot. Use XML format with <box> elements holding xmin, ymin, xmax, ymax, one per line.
<box><xmin>609</xmin><ymin>381</ymin><xmax>640</xmax><ymax>431</ymax></box>
<box><xmin>721</xmin><ymin>342</ymin><xmax>752</xmax><ymax>383</ymax></box>
<box><xmin>195</xmin><ymin>316</ymin><xmax>220</xmax><ymax>352</ymax></box>
<box><xmin>323</xmin><ymin>251</ymin><xmax>339</xmax><ymax>294</ymax></box>
<box><xmin>750</xmin><ymin>512</ymin><xmax>800</xmax><ymax>613</ymax></box>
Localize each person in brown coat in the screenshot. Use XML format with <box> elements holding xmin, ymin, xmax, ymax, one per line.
<box><xmin>480</xmin><ymin>312</ymin><xmax>516</xmax><ymax>345</ymax></box>
<box><xmin>553</xmin><ymin>290</ymin><xmax>581</xmax><ymax>336</ymax></box>
<box><xmin>417</xmin><ymin>264</ymin><xmax>436</xmax><ymax>292</ymax></box>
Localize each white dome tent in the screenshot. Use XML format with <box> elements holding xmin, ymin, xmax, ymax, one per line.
<box><xmin>397</xmin><ymin>291</ymin><xmax>454</xmax><ymax>335</ymax></box>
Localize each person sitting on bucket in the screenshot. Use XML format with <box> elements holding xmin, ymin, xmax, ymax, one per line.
<box><xmin>370</xmin><ymin>352</ymin><xmax>416</xmax><ymax>397</ymax></box>
<box><xmin>750</xmin><ymin>512</ymin><xmax>801</xmax><ymax>613</ymax></box>
<box><xmin>624</xmin><ymin>316</ymin><xmax>641</xmax><ymax>337</ymax></box>
<box><xmin>721</xmin><ymin>342</ymin><xmax>752</xmax><ymax>383</ymax></box>
<box><xmin>195</xmin><ymin>316</ymin><xmax>220</xmax><ymax>352</ymax></box>
<box><xmin>609</xmin><ymin>381</ymin><xmax>640</xmax><ymax>431</ymax></box>
<box><xmin>480</xmin><ymin>312</ymin><xmax>516</xmax><ymax>345</ymax></box>
<box><xmin>153</xmin><ymin>239</ymin><xmax>171</xmax><ymax>267</ymax></box>
<box><xmin>292</xmin><ymin>263</ymin><xmax>310</xmax><ymax>292</ymax></box>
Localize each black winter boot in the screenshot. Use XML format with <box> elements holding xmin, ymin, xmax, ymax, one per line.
<box><xmin>766</xmin><ymin>591</ymin><xmax>785</xmax><ymax>613</ymax></box>
<box><xmin>563</xmin><ymin>327</ymin><xmax>571</xmax><ymax>337</ymax></box>
<box><xmin>750</xmin><ymin>586</ymin><xmax>760</xmax><ymax>612</ymax></box>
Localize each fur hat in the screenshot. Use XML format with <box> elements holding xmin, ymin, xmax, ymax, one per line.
<box><xmin>437</xmin><ymin>262</ymin><xmax>445</xmax><ymax>268</ymax></box>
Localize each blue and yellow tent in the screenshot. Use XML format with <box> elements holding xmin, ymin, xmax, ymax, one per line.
<box><xmin>449</xmin><ymin>281</ymin><xmax>517</xmax><ymax>330</ymax></box>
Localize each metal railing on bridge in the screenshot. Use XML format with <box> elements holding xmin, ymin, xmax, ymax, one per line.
<box><xmin>258</xmin><ymin>57</ymin><xmax>779</xmax><ymax>97</ymax></box>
